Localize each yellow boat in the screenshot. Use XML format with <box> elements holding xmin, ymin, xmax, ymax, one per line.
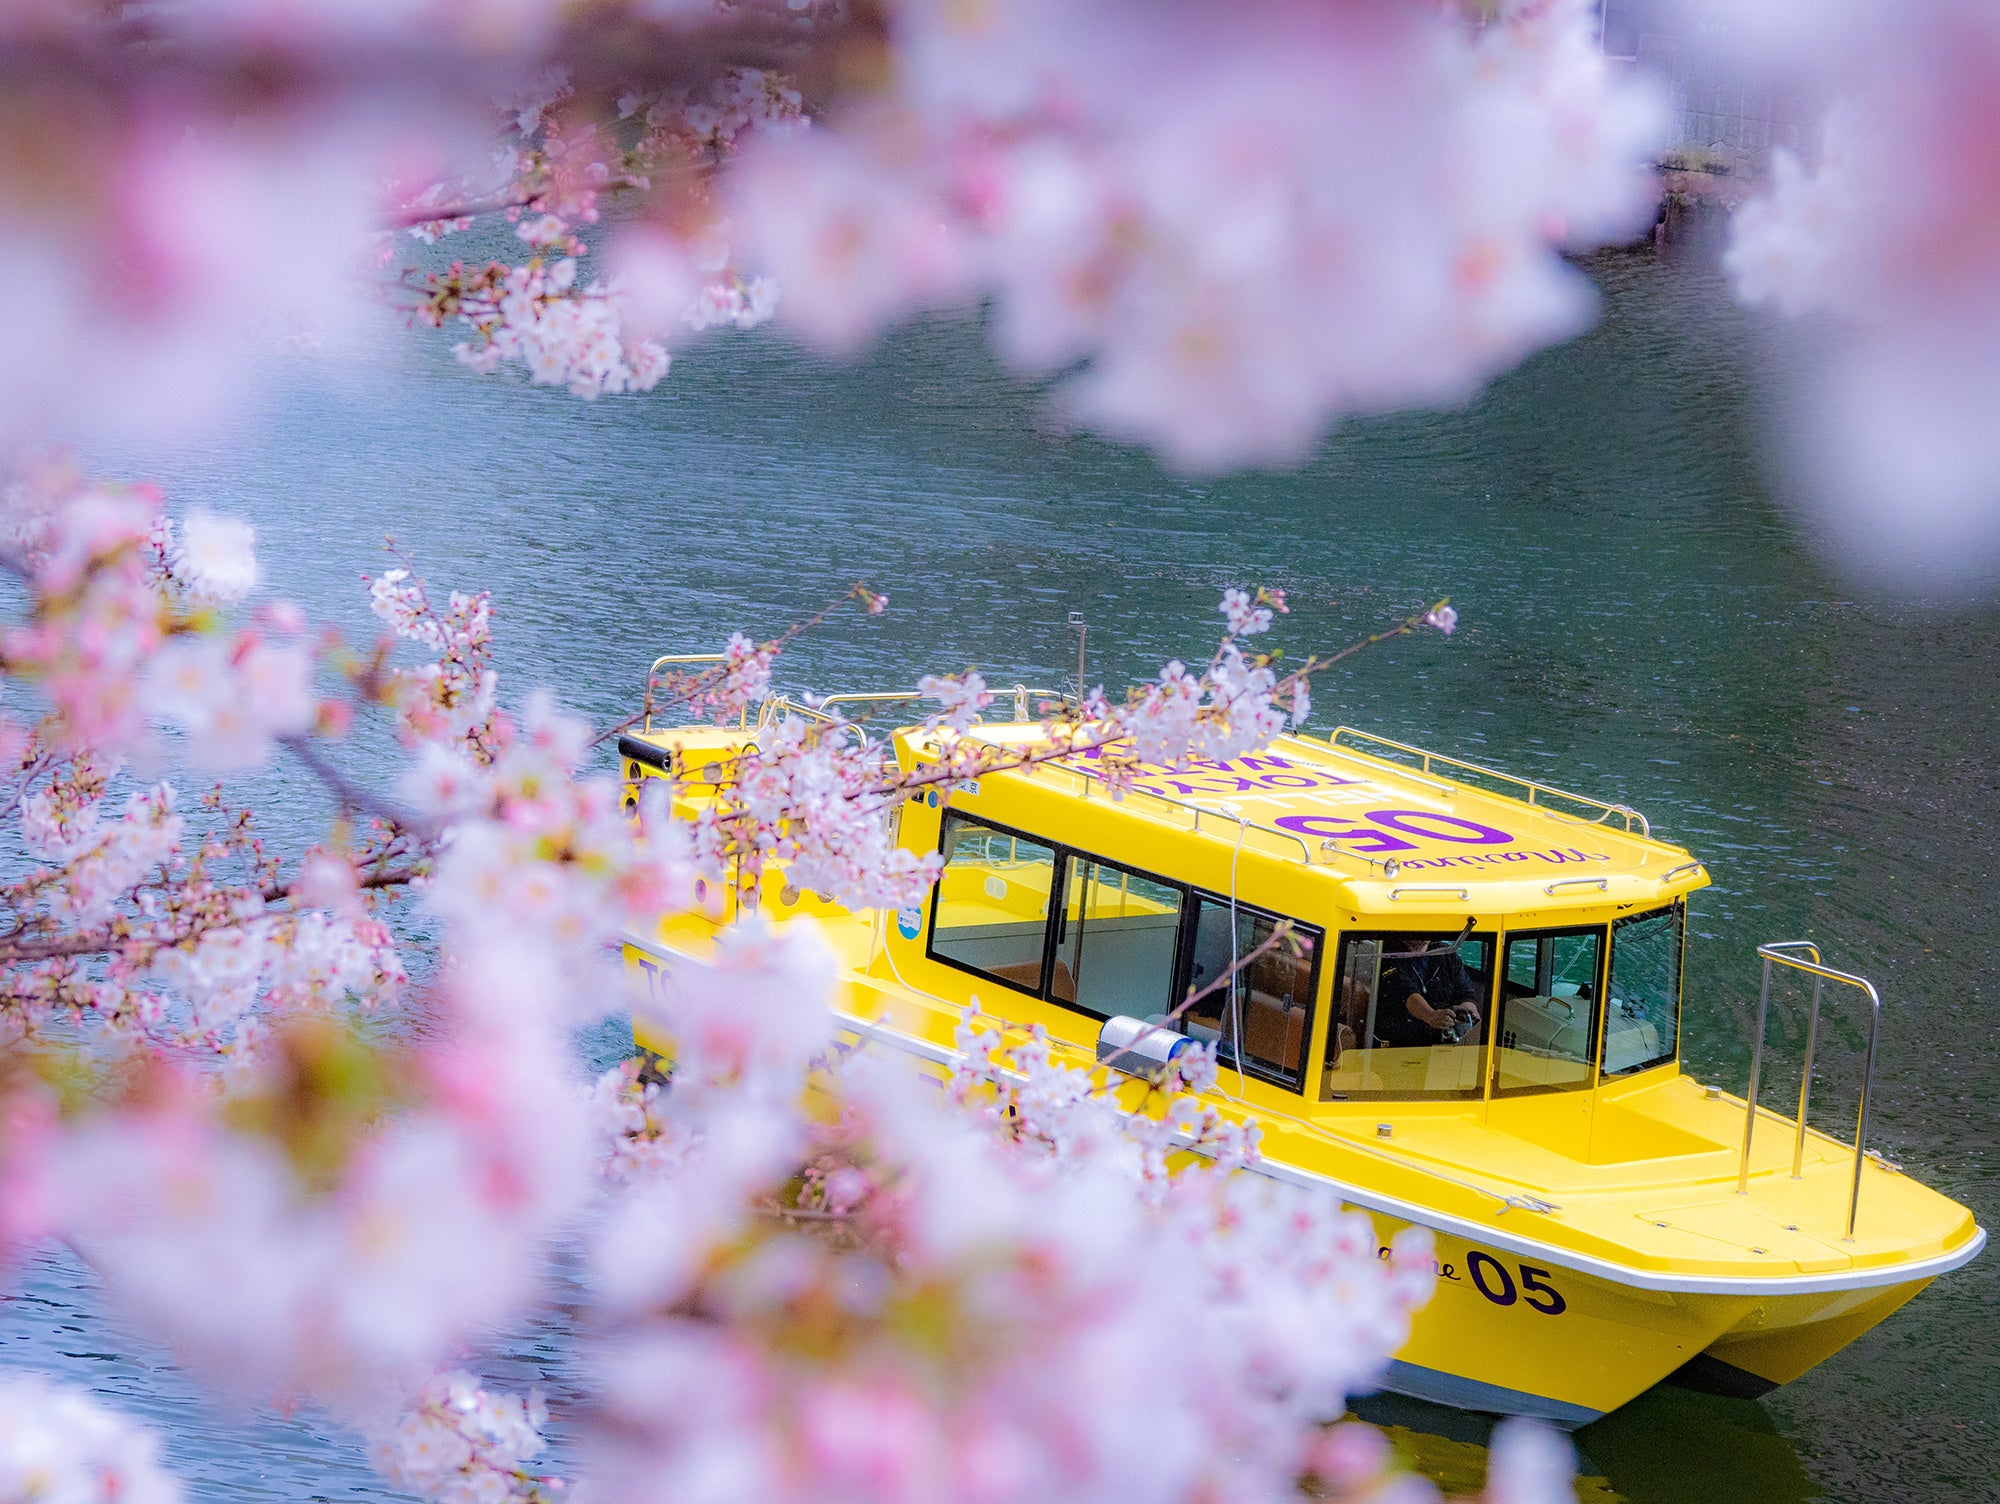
<box><xmin>618</xmin><ymin>684</ymin><xmax>1984</xmax><ymax>1427</ymax></box>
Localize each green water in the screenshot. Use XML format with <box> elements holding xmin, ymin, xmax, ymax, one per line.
<box><xmin>4</xmin><ymin>249</ymin><xmax>1995</xmax><ymax>1501</ymax></box>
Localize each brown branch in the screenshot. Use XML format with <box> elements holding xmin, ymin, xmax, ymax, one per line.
<box><xmin>589</xmin><ymin>585</ymin><xmax>883</xmax><ymax>750</ymax></box>
<box><xmin>278</xmin><ymin>734</ymin><xmax>439</xmax><ymax>839</ymax></box>
<box><xmin>1094</xmin><ymin>923</ymin><xmax>1295</xmax><ymax>1079</ymax></box>
<box><xmin>0</xmin><ymin>10</ymin><xmax>863</xmax><ymax>119</ymax></box>
<box><xmin>0</xmin><ymin>865</ymin><xmax>423</xmax><ymax>968</ymax></box>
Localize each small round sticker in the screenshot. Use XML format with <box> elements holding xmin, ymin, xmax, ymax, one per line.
<box><xmin>983</xmin><ymin>876</ymin><xmax>1008</xmax><ymax>900</ymax></box>
<box><xmin>896</xmin><ymin>906</ymin><xmax>922</xmax><ymax>940</ymax></box>
<box><xmin>926</xmin><ymin>789</ymin><xmax>939</xmax><ymax>807</ymax></box>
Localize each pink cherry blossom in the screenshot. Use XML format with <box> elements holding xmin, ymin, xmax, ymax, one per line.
<box><xmin>918</xmin><ymin>669</ymin><xmax>994</xmax><ymax>733</ymax></box>
<box><xmin>168</xmin><ymin>508</ymin><xmax>261</xmax><ymax>605</ymax></box>
<box><xmin>1714</xmin><ymin>0</ymin><xmax>2000</xmax><ymax>579</ymax></box>
<box><xmin>0</xmin><ymin>1373</ymin><xmax>184</xmax><ymax>1504</ymax></box>
<box><xmin>367</xmin><ymin>1370</ymin><xmax>562</xmax><ymax>1504</ymax></box>
<box><xmin>147</xmin><ymin>635</ymin><xmax>317</xmax><ymax>770</ymax></box>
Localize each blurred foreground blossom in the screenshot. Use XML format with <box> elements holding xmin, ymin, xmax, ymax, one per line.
<box><xmin>0</xmin><ymin>0</ymin><xmax>1664</xmax><ymax>474</ymax></box>
<box><xmin>1718</xmin><ymin>0</ymin><xmax>2000</xmax><ymax>583</ymax></box>
<box><xmin>583</xmin><ymin>1014</ymin><xmax>1438</xmax><ymax>1504</ymax></box>
<box><xmin>0</xmin><ymin>1374</ymin><xmax>183</xmax><ymax>1504</ymax></box>
<box><xmin>0</xmin><ymin>504</ymin><xmax>1533</xmax><ymax>1501</ymax></box>
<box><xmin>722</xmin><ymin>0</ymin><xmax>1668</xmax><ymax>468</ymax></box>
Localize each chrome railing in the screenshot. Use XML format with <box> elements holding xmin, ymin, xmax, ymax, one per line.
<box><xmin>1736</xmin><ymin>941</ymin><xmax>1884</xmax><ymax>1241</ymax></box>
<box><xmin>1327</xmin><ymin>727</ymin><xmax>1652</xmax><ymax>836</ymax></box>
<box><xmin>642</xmin><ymin>653</ymin><xmax>740</xmax><ymax>733</ymax></box>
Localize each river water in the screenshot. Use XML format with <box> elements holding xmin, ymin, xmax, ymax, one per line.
<box><xmin>4</xmin><ymin>249</ymin><xmax>1995</xmax><ymax>1502</ymax></box>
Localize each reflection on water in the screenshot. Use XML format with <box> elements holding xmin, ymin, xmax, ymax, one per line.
<box><xmin>1356</xmin><ymin>1386</ymin><xmax>1820</xmax><ymax>1504</ymax></box>
<box><xmin>1579</xmin><ymin>1388</ymin><xmax>1822</xmax><ymax>1504</ymax></box>
<box><xmin>4</xmin><ymin>251</ymin><xmax>1994</xmax><ymax>1502</ymax></box>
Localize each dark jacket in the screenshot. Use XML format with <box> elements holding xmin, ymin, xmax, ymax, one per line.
<box><xmin>1376</xmin><ymin>947</ymin><xmax>1479</xmax><ymax>1048</ymax></box>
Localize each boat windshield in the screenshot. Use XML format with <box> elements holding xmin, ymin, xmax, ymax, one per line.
<box><xmin>1495</xmin><ymin>926</ymin><xmax>1603</xmax><ymax>1093</ymax></box>
<box><xmin>1321</xmin><ymin>929</ymin><xmax>1494</xmax><ymax>1101</ymax></box>
<box><xmin>1603</xmin><ymin>902</ymin><xmax>1684</xmax><ymax>1075</ymax></box>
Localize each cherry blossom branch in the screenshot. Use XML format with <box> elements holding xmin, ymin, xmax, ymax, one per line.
<box><xmin>1095</xmin><ymin>921</ymin><xmax>1298</xmax><ymax>1080</ymax></box>
<box><xmin>588</xmin><ymin>584</ymin><xmax>886</xmax><ymax>749</ymax></box>
<box><xmin>868</xmin><ymin>597</ymin><xmax>1458</xmax><ymax>802</ymax></box>
<box><xmin>278</xmin><ymin>733</ymin><xmax>439</xmax><ymax>840</ymax></box>
<box><xmin>0</xmin><ymin>865</ymin><xmax>422</xmax><ymax>967</ymax></box>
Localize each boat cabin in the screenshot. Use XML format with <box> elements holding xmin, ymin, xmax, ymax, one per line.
<box><xmin>623</xmin><ymin>713</ymin><xmax>1712</xmax><ymax>1159</ymax></box>
<box><xmin>878</xmin><ymin>724</ymin><xmax>1708</xmax><ymax>1151</ymax></box>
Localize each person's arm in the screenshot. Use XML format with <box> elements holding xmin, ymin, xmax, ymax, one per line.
<box><xmin>1444</xmin><ymin>957</ymin><xmax>1482</xmax><ymax>1019</ymax></box>
<box><xmin>1403</xmin><ymin>989</ymin><xmax>1460</xmax><ymax>1030</ymax></box>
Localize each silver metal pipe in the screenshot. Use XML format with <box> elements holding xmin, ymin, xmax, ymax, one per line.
<box><xmin>1749</xmin><ymin>942</ymin><xmax>1882</xmax><ymax>1237</ymax></box>
<box><xmin>1792</xmin><ymin>974</ymin><xmax>1823</xmax><ymax>1179</ymax></box>
<box><xmin>1739</xmin><ymin>955</ymin><xmax>1773</xmax><ymax>1194</ymax></box>
<box><xmin>1848</xmin><ymin>977</ymin><xmax>1884</xmax><ymax>1241</ymax></box>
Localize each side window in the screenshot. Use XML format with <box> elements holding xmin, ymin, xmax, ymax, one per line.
<box><xmin>929</xmin><ymin>814</ymin><xmax>1058</xmax><ymax>994</ymax></box>
<box><xmin>1052</xmin><ymin>856</ymin><xmax>1184</xmax><ymax>1020</ymax></box>
<box><xmin>1495</xmin><ymin>927</ymin><xmax>1604</xmax><ymax>1093</ymax></box>
<box><xmin>1604</xmin><ymin>904</ymin><xmax>1683</xmax><ymax>1075</ymax></box>
<box><xmin>1322</xmin><ymin>931</ymin><xmax>1493</xmax><ymax>1101</ymax></box>
<box><xmin>1180</xmin><ymin>898</ymin><xmax>1319</xmax><ymax>1088</ymax></box>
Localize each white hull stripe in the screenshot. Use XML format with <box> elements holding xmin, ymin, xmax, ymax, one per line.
<box><xmin>622</xmin><ymin>931</ymin><xmax>1987</xmax><ymax>1299</ymax></box>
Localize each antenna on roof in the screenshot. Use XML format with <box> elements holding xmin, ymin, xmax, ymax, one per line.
<box><xmin>1067</xmin><ymin>611</ymin><xmax>1088</xmax><ymax>711</ymax></box>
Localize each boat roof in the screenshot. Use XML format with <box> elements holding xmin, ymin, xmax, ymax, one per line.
<box><xmin>905</xmin><ymin>722</ymin><xmax>1706</xmax><ymax>901</ymax></box>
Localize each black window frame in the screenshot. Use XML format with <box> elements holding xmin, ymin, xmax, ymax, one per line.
<box><xmin>1493</xmin><ymin>922</ymin><xmax>1608</xmax><ymax>1098</ymax></box>
<box><xmin>1048</xmin><ymin>849</ymin><xmax>1190</xmax><ymax>1023</ymax></box>
<box><xmin>1601</xmin><ymin>901</ymin><xmax>1685</xmax><ymax>1078</ymax></box>
<box><xmin>1321</xmin><ymin>928</ymin><xmax>1498</xmax><ymax>1102</ymax></box>
<box><xmin>923</xmin><ymin>811</ymin><xmax>1324</xmax><ymax>1092</ymax></box>
<box><xmin>1175</xmin><ymin>891</ymin><xmax>1325</xmax><ymax>1092</ymax></box>
<box><xmin>926</xmin><ymin>812</ymin><xmax>1066</xmax><ymax>998</ymax></box>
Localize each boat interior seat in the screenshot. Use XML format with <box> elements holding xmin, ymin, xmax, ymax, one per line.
<box><xmin>989</xmin><ymin>958</ymin><xmax>1076</xmax><ymax>997</ymax></box>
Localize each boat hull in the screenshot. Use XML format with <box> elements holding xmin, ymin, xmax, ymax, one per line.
<box><xmin>627</xmin><ymin>935</ymin><xmax>1976</xmax><ymax>1429</ymax></box>
<box><xmin>1358</xmin><ymin>1216</ymin><xmax>1753</xmax><ymax>1425</ymax></box>
<box><xmin>1350</xmin><ymin>1217</ymin><xmax>1938</xmax><ymax>1425</ymax></box>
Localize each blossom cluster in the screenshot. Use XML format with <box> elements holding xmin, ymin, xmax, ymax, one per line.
<box><xmin>422</xmin><ymin>256</ymin><xmax>671</xmax><ymax>400</ymax></box>
<box><xmin>689</xmin><ymin>716</ymin><xmax>946</xmax><ymax>910</ymax></box>
<box><xmin>0</xmin><ymin>470</ymin><xmax>1537</xmax><ymax>1504</ymax></box>
<box><xmin>5</xmin><ymin>0</ymin><xmax>1993</xmax><ymax>567</ymax></box>
<box><xmin>0</xmin><ymin>0</ymin><xmax>1671</xmax><ymax>481</ymax></box>
<box><xmin>709</xmin><ymin>0</ymin><xmax>1667</xmax><ymax>469</ymax></box>
<box><xmin>583</xmin><ymin>954</ymin><xmax>1444</xmax><ymax>1504</ymax></box>
<box><xmin>0</xmin><ymin>1373</ymin><xmax>183</xmax><ymax>1504</ymax></box>
<box><xmin>368</xmin><ymin>1370</ymin><xmax>562</xmax><ymax>1504</ymax></box>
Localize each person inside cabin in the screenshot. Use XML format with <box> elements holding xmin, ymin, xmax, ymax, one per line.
<box><xmin>1376</xmin><ymin>933</ymin><xmax>1482</xmax><ymax>1048</ymax></box>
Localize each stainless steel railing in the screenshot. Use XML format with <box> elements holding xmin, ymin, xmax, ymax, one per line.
<box><xmin>1736</xmin><ymin>940</ymin><xmax>1884</xmax><ymax>1241</ymax></box>
<box><xmin>1030</xmin><ymin>756</ymin><xmax>1343</xmax><ymax>870</ymax></box>
<box><xmin>1327</xmin><ymin>727</ymin><xmax>1652</xmax><ymax>836</ymax></box>
<box><xmin>642</xmin><ymin>653</ymin><xmax>740</xmax><ymax>732</ymax></box>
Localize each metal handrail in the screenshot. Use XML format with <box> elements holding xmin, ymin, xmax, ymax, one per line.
<box><xmin>813</xmin><ymin>691</ymin><xmax>927</xmax><ymax>715</ymax></box>
<box><xmin>757</xmin><ymin>685</ymin><xmax>1068</xmax><ymax>741</ymax></box>
<box><xmin>643</xmin><ymin>653</ymin><xmax>737</xmax><ymax>733</ymax></box>
<box><xmin>757</xmin><ymin>691</ymin><xmax>924</xmax><ymax>747</ymax></box>
<box><xmin>1001</xmin><ymin>684</ymin><xmax>1066</xmax><ymax>722</ymax></box>
<box><xmin>1327</xmin><ymin>727</ymin><xmax>1652</xmax><ymax>837</ymax></box>
<box><xmin>1545</xmin><ymin>876</ymin><xmax>1610</xmax><ymax>896</ymax></box>
<box><xmin>1736</xmin><ymin>941</ymin><xmax>1884</xmax><ymax>1241</ymax></box>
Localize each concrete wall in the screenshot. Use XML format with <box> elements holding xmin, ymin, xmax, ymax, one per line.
<box><xmin>1601</xmin><ymin>0</ymin><xmax>1816</xmax><ymax>177</ymax></box>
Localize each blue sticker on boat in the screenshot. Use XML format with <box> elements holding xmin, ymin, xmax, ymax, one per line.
<box><xmin>896</xmin><ymin>906</ymin><xmax>922</xmax><ymax>940</ymax></box>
